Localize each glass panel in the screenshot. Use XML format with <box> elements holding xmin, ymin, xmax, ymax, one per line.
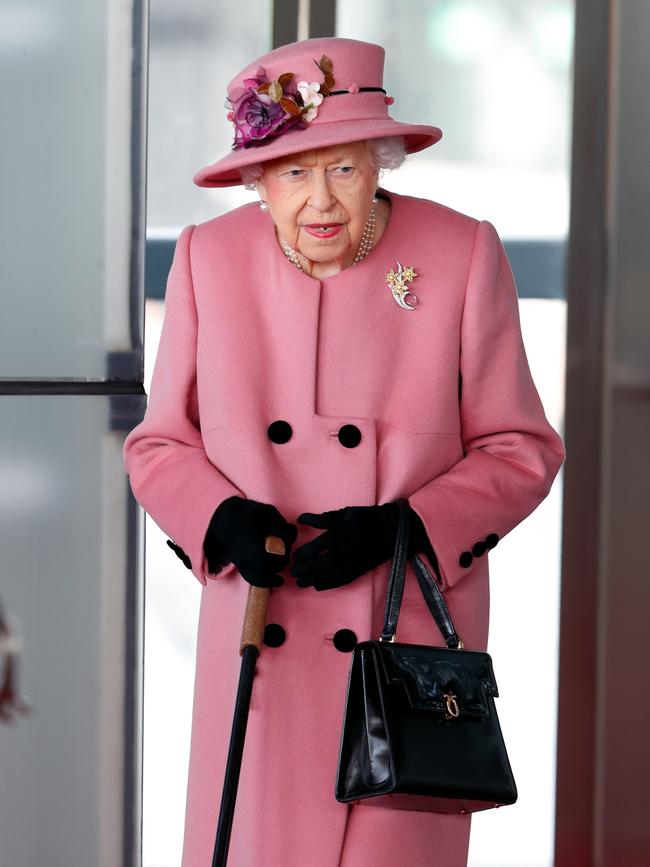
<box><xmin>333</xmin><ymin>3</ymin><xmax>572</xmax><ymax>865</ymax></box>
<box><xmin>140</xmin><ymin>298</ymin><xmax>202</xmax><ymax>866</ymax></box>
<box><xmin>336</xmin><ymin>0</ymin><xmax>574</xmax><ymax>238</ymax></box>
<box><xmin>0</xmin><ymin>394</ymin><xmax>140</xmax><ymax>866</ymax></box>
<box><xmin>143</xmin><ymin>4</ymin><xmax>272</xmax><ymax>862</ymax></box>
<box><xmin>473</xmin><ymin>297</ymin><xmax>565</xmax><ymax>867</ymax></box>
<box><xmin>146</xmin><ymin>0</ymin><xmax>272</xmax><ymax>230</ymax></box>
<box><xmin>142</xmin><ymin>507</ymin><xmax>200</xmax><ymax>865</ymax></box>
<box><xmin>142</xmin><ymin>3</ymin><xmax>572</xmax><ymax>862</ymax></box>
<box><xmin>138</xmin><ymin>301</ymin><xmax>567</xmax><ymax>867</ymax></box>
<box><xmin>0</xmin><ymin>0</ymin><xmax>141</xmax><ymax>381</ymax></box>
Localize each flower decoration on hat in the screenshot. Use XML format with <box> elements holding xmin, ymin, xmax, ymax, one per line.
<box><xmin>226</xmin><ymin>55</ymin><xmax>335</xmax><ymax>149</ymax></box>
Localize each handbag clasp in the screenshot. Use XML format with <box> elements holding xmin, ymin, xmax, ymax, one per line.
<box><xmin>443</xmin><ymin>692</ymin><xmax>460</xmax><ymax>719</ymax></box>
<box><xmin>378</xmin><ymin>634</ymin><xmax>397</xmax><ymax>643</ymax></box>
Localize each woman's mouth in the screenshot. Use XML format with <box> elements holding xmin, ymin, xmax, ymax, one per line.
<box><xmin>303</xmin><ymin>223</ymin><xmax>344</xmax><ymax>239</ymax></box>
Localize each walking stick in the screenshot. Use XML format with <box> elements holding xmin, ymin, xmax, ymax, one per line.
<box><xmin>211</xmin><ymin>534</ymin><xmax>286</xmax><ymax>867</ymax></box>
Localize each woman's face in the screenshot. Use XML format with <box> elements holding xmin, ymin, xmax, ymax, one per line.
<box><xmin>255</xmin><ymin>140</ymin><xmax>379</xmax><ymax>268</ymax></box>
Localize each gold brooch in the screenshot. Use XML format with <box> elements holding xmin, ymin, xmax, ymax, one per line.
<box><xmin>385</xmin><ymin>261</ymin><xmax>418</xmax><ymax>309</ymax></box>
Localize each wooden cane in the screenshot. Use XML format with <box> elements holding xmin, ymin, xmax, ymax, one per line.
<box><xmin>212</xmin><ymin>534</ymin><xmax>286</xmax><ymax>866</ymax></box>
<box><xmin>239</xmin><ymin>534</ymin><xmax>285</xmax><ymax>655</ymax></box>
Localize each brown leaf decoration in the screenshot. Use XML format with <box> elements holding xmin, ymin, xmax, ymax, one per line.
<box><xmin>313</xmin><ymin>55</ymin><xmax>335</xmax><ymax>96</ymax></box>
<box><xmin>257</xmin><ymin>82</ymin><xmax>271</xmax><ymax>94</ymax></box>
<box><xmin>280</xmin><ymin>97</ymin><xmax>301</xmax><ymax>116</ymax></box>
<box><xmin>319</xmin><ymin>55</ymin><xmax>334</xmax><ymax>74</ymax></box>
<box><xmin>277</xmin><ymin>72</ymin><xmax>294</xmax><ymax>88</ymax></box>
<box><xmin>268</xmin><ymin>80</ymin><xmax>283</xmax><ymax>102</ymax></box>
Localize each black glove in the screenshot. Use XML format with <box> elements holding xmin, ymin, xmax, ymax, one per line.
<box><xmin>203</xmin><ymin>495</ymin><xmax>298</xmax><ymax>588</ymax></box>
<box><xmin>289</xmin><ymin>500</ymin><xmax>437</xmax><ymax>591</ymax></box>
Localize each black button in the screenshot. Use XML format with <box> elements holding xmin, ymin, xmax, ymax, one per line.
<box><xmin>333</xmin><ymin>628</ymin><xmax>358</xmax><ymax>652</ymax></box>
<box><xmin>166</xmin><ymin>539</ymin><xmax>192</xmax><ymax>570</ymax></box>
<box><xmin>472</xmin><ymin>541</ymin><xmax>487</xmax><ymax>557</ymax></box>
<box><xmin>485</xmin><ymin>533</ymin><xmax>500</xmax><ymax>549</ymax></box>
<box><xmin>263</xmin><ymin>623</ymin><xmax>286</xmax><ymax>647</ymax></box>
<box><xmin>267</xmin><ymin>420</ymin><xmax>292</xmax><ymax>444</ymax></box>
<box><xmin>338</xmin><ymin>424</ymin><xmax>362</xmax><ymax>448</ymax></box>
<box><xmin>459</xmin><ymin>551</ymin><xmax>473</xmax><ymax>568</ymax></box>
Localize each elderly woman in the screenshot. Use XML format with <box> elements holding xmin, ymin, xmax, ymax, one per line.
<box><xmin>123</xmin><ymin>36</ymin><xmax>565</xmax><ymax>867</ymax></box>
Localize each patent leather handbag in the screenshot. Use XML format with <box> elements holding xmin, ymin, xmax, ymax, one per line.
<box><xmin>335</xmin><ymin>497</ymin><xmax>518</xmax><ymax>814</ymax></box>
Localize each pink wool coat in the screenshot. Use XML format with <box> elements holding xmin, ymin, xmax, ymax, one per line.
<box><xmin>122</xmin><ymin>187</ymin><xmax>565</xmax><ymax>867</ymax></box>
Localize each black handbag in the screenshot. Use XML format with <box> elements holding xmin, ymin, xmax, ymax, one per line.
<box><xmin>335</xmin><ymin>497</ymin><xmax>518</xmax><ymax>814</ymax></box>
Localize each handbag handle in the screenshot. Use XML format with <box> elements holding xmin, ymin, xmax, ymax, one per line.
<box><xmin>379</xmin><ymin>498</ymin><xmax>463</xmax><ymax>649</ymax></box>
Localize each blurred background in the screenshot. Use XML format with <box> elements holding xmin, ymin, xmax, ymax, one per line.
<box><xmin>1</xmin><ymin>1</ymin><xmax>648</xmax><ymax>866</ymax></box>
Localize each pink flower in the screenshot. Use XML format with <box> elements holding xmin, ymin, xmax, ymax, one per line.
<box><xmin>230</xmin><ymin>88</ymin><xmax>300</xmax><ymax>149</ymax></box>
<box><xmin>347</xmin><ymin>82</ymin><xmax>359</xmax><ymax>94</ymax></box>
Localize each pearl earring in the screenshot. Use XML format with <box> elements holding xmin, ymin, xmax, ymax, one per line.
<box><xmin>372</xmin><ymin>195</ymin><xmax>378</xmax><ymax>203</ymax></box>
<box><xmin>259</xmin><ymin>200</ymin><xmax>269</xmax><ymax>212</ymax></box>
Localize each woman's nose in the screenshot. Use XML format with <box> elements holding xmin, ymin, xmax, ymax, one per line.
<box><xmin>307</xmin><ymin>171</ymin><xmax>336</xmax><ymax>212</ymax></box>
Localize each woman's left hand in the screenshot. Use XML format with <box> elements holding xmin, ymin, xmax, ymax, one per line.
<box><xmin>290</xmin><ymin>503</ymin><xmax>400</xmax><ymax>590</ymax></box>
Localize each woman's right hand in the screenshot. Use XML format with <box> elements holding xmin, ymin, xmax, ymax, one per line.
<box><xmin>203</xmin><ymin>495</ymin><xmax>298</xmax><ymax>588</ymax></box>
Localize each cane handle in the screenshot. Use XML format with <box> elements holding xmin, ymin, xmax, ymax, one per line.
<box><xmin>239</xmin><ymin>535</ymin><xmax>286</xmax><ymax>655</ymax></box>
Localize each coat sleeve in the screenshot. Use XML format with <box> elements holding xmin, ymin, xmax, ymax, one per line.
<box><xmin>122</xmin><ymin>224</ymin><xmax>245</xmax><ymax>586</ymax></box>
<box><xmin>407</xmin><ymin>219</ymin><xmax>565</xmax><ymax>592</ymax></box>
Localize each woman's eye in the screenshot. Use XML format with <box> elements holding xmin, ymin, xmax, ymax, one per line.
<box><xmin>285</xmin><ymin>169</ymin><xmax>305</xmax><ymax>178</ymax></box>
<box><xmin>333</xmin><ymin>166</ymin><xmax>355</xmax><ymax>175</ymax></box>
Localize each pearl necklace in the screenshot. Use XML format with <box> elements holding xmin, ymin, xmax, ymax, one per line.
<box><xmin>280</xmin><ymin>203</ymin><xmax>377</xmax><ymax>273</ymax></box>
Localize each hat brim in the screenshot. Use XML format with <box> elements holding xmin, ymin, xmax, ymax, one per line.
<box><xmin>193</xmin><ymin>118</ymin><xmax>443</xmax><ymax>188</ymax></box>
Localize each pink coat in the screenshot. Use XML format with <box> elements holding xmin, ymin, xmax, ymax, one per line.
<box><xmin>123</xmin><ymin>187</ymin><xmax>565</xmax><ymax>867</ymax></box>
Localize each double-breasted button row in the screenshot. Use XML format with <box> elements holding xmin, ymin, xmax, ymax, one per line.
<box><xmin>263</xmin><ymin>623</ymin><xmax>286</xmax><ymax>647</ymax></box>
<box><xmin>458</xmin><ymin>533</ymin><xmax>499</xmax><ymax>568</ymax></box>
<box><xmin>267</xmin><ymin>420</ymin><xmax>293</xmax><ymax>444</ymax></box>
<box><xmin>267</xmin><ymin>419</ymin><xmax>362</xmax><ymax>448</ymax></box>
<box><xmin>337</xmin><ymin>424</ymin><xmax>362</xmax><ymax>448</ymax></box>
<box><xmin>262</xmin><ymin>624</ymin><xmax>358</xmax><ymax>652</ymax></box>
<box><xmin>332</xmin><ymin>628</ymin><xmax>358</xmax><ymax>652</ymax></box>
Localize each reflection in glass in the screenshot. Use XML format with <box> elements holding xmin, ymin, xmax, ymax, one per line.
<box><xmin>0</xmin><ymin>395</ymin><xmax>139</xmax><ymax>865</ymax></box>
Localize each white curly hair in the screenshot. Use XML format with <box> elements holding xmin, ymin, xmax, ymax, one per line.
<box><xmin>239</xmin><ymin>135</ymin><xmax>407</xmax><ymax>189</ymax></box>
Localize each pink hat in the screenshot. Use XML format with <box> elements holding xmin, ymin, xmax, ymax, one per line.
<box><xmin>193</xmin><ymin>37</ymin><xmax>443</xmax><ymax>188</ymax></box>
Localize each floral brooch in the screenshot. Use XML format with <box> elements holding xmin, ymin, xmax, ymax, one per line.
<box><xmin>385</xmin><ymin>262</ymin><xmax>419</xmax><ymax>310</ymax></box>
<box><xmin>226</xmin><ymin>55</ymin><xmax>335</xmax><ymax>150</ymax></box>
